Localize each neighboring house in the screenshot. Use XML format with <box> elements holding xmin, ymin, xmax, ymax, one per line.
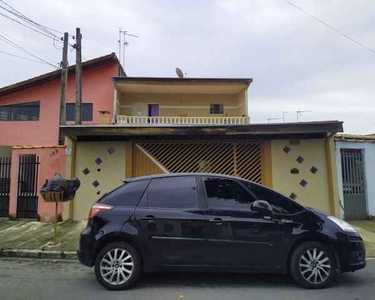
<box><xmin>61</xmin><ymin>76</ymin><xmax>343</xmax><ymax>220</ymax></box>
<box><xmin>335</xmin><ymin>134</ymin><xmax>375</xmax><ymax>220</ymax></box>
<box><xmin>0</xmin><ymin>53</ymin><xmax>121</xmax><ymax>221</ymax></box>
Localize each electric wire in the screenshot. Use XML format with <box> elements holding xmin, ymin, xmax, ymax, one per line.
<box><xmin>285</xmin><ymin>0</ymin><xmax>375</xmax><ymax>55</ymax></box>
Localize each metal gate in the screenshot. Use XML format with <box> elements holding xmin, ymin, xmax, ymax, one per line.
<box><xmin>17</xmin><ymin>155</ymin><xmax>40</xmax><ymax>219</ymax></box>
<box><xmin>340</xmin><ymin>149</ymin><xmax>367</xmax><ymax>220</ymax></box>
<box><xmin>134</xmin><ymin>141</ymin><xmax>262</xmax><ymax>183</ymax></box>
<box><xmin>0</xmin><ymin>157</ymin><xmax>11</xmax><ymax>217</ymax></box>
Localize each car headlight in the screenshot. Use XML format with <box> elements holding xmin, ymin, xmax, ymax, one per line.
<box><xmin>328</xmin><ymin>216</ymin><xmax>357</xmax><ymax>233</ymax></box>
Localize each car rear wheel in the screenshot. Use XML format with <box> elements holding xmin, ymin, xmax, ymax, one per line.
<box><xmin>94</xmin><ymin>241</ymin><xmax>141</xmax><ymax>290</ymax></box>
<box><xmin>290</xmin><ymin>241</ymin><xmax>337</xmax><ymax>289</ymax></box>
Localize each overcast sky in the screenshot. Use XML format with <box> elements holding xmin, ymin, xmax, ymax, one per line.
<box><xmin>1</xmin><ymin>0</ymin><xmax>374</xmax><ymax>133</ymax></box>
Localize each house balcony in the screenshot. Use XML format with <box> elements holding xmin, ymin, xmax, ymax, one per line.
<box><xmin>116</xmin><ymin>115</ymin><xmax>250</xmax><ymax>125</ymax></box>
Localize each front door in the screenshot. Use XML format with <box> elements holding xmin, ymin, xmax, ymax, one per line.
<box><xmin>148</xmin><ymin>104</ymin><xmax>159</xmax><ymax>117</ymax></box>
<box><xmin>134</xmin><ymin>176</ymin><xmax>209</xmax><ymax>267</ymax></box>
<box><xmin>340</xmin><ymin>149</ymin><xmax>368</xmax><ymax>219</ymax></box>
<box><xmin>17</xmin><ymin>155</ymin><xmax>39</xmax><ymax>219</ymax></box>
<box><xmin>201</xmin><ymin>176</ymin><xmax>282</xmax><ymax>269</ymax></box>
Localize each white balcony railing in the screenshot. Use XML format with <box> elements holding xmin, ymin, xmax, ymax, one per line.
<box><xmin>116</xmin><ymin>115</ymin><xmax>250</xmax><ymax>125</ymax></box>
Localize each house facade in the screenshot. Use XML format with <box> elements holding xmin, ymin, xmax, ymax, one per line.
<box><xmin>0</xmin><ymin>53</ymin><xmax>120</xmax><ymax>221</ymax></box>
<box><xmin>335</xmin><ymin>134</ymin><xmax>375</xmax><ymax>220</ymax></box>
<box><xmin>61</xmin><ymin>77</ymin><xmax>343</xmax><ymax>220</ymax></box>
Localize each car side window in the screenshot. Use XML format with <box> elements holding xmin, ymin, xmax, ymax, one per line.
<box><xmin>203</xmin><ymin>177</ymin><xmax>256</xmax><ymax>210</ymax></box>
<box><xmin>244</xmin><ymin>182</ymin><xmax>303</xmax><ymax>214</ymax></box>
<box><xmin>146</xmin><ymin>176</ymin><xmax>198</xmax><ymax>209</ymax></box>
<box><xmin>100</xmin><ymin>179</ymin><xmax>150</xmax><ymax>206</ymax></box>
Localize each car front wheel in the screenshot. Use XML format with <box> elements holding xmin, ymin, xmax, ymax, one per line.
<box><xmin>290</xmin><ymin>241</ymin><xmax>338</xmax><ymax>289</ymax></box>
<box><xmin>94</xmin><ymin>241</ymin><xmax>141</xmax><ymax>290</ymax></box>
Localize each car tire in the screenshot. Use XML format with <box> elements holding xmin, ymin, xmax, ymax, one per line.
<box><xmin>289</xmin><ymin>241</ymin><xmax>338</xmax><ymax>289</ymax></box>
<box><xmin>94</xmin><ymin>241</ymin><xmax>141</xmax><ymax>290</ymax></box>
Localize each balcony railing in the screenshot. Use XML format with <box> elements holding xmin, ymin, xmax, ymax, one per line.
<box><xmin>116</xmin><ymin>115</ymin><xmax>250</xmax><ymax>125</ymax></box>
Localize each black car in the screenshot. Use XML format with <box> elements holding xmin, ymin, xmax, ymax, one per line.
<box><xmin>78</xmin><ymin>173</ymin><xmax>366</xmax><ymax>290</ymax></box>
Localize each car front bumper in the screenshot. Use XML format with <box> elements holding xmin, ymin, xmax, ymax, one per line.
<box><xmin>338</xmin><ymin>235</ymin><xmax>366</xmax><ymax>273</ymax></box>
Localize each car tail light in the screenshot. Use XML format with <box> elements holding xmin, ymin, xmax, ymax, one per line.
<box><xmin>88</xmin><ymin>203</ymin><xmax>114</xmax><ymax>219</ymax></box>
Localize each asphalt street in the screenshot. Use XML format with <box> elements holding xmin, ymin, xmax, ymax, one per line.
<box><xmin>0</xmin><ymin>258</ymin><xmax>373</xmax><ymax>300</ymax></box>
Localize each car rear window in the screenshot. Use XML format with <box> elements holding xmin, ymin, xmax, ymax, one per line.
<box><xmin>99</xmin><ymin>179</ymin><xmax>150</xmax><ymax>207</ymax></box>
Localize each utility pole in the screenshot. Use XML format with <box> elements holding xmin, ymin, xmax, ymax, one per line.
<box><xmin>75</xmin><ymin>28</ymin><xmax>82</xmax><ymax>125</ymax></box>
<box><xmin>58</xmin><ymin>32</ymin><xmax>69</xmax><ymax>144</ymax></box>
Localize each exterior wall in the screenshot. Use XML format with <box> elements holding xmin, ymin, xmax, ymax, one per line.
<box><xmin>117</xmin><ymin>92</ymin><xmax>244</xmax><ymax>117</ymax></box>
<box><xmin>271</xmin><ymin>139</ymin><xmax>338</xmax><ymax>215</ymax></box>
<box><xmin>0</xmin><ymin>146</ymin><xmax>12</xmax><ymax>156</ymax></box>
<box><xmin>0</xmin><ymin>62</ymin><xmax>118</xmax><ymax>147</ymax></box>
<box><xmin>9</xmin><ymin>146</ymin><xmax>65</xmax><ymax>221</ymax></box>
<box><xmin>72</xmin><ymin>142</ymin><xmax>126</xmax><ymax>220</ymax></box>
<box><xmin>335</xmin><ymin>141</ymin><xmax>375</xmax><ymax>218</ymax></box>
<box><xmin>236</xmin><ymin>90</ymin><xmax>247</xmax><ymax>116</ymax></box>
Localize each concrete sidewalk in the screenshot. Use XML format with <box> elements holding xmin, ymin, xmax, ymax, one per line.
<box><xmin>0</xmin><ymin>219</ymin><xmax>374</xmax><ymax>259</ymax></box>
<box><xmin>0</xmin><ymin>219</ymin><xmax>86</xmax><ymax>259</ymax></box>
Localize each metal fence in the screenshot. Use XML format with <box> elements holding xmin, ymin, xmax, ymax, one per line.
<box><xmin>341</xmin><ymin>149</ymin><xmax>368</xmax><ymax>219</ymax></box>
<box><xmin>0</xmin><ymin>156</ymin><xmax>11</xmax><ymax>217</ymax></box>
<box><xmin>16</xmin><ymin>155</ymin><xmax>40</xmax><ymax>219</ymax></box>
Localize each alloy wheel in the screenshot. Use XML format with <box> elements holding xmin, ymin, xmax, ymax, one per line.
<box><xmin>100</xmin><ymin>248</ymin><xmax>134</xmax><ymax>285</ymax></box>
<box><xmin>299</xmin><ymin>248</ymin><xmax>331</xmax><ymax>285</ymax></box>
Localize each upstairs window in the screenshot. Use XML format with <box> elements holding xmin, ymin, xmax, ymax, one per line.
<box><xmin>66</xmin><ymin>103</ymin><xmax>93</xmax><ymax>121</ymax></box>
<box><xmin>210</xmin><ymin>103</ymin><xmax>224</xmax><ymax>114</ymax></box>
<box><xmin>0</xmin><ymin>101</ymin><xmax>40</xmax><ymax>121</ymax></box>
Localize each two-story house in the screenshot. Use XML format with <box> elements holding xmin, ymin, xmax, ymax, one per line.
<box><xmin>0</xmin><ymin>53</ymin><xmax>121</xmax><ymax>221</ymax></box>
<box><xmin>61</xmin><ymin>77</ymin><xmax>343</xmax><ymax>220</ymax></box>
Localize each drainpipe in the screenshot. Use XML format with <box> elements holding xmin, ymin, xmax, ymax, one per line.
<box><xmin>325</xmin><ymin>132</ymin><xmax>337</xmax><ymax>216</ymax></box>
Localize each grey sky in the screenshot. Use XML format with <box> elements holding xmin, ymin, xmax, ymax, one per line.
<box><xmin>1</xmin><ymin>0</ymin><xmax>374</xmax><ymax>133</ymax></box>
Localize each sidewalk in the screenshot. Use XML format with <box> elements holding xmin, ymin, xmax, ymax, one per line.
<box><xmin>350</xmin><ymin>220</ymin><xmax>375</xmax><ymax>258</ymax></box>
<box><xmin>0</xmin><ymin>219</ymin><xmax>374</xmax><ymax>259</ymax></box>
<box><xmin>0</xmin><ymin>219</ymin><xmax>86</xmax><ymax>259</ymax></box>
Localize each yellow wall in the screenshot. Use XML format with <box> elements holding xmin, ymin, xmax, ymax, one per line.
<box><xmin>117</xmin><ymin>92</ymin><xmax>246</xmax><ymax>117</ymax></box>
<box><xmin>72</xmin><ymin>142</ymin><xmax>126</xmax><ymax>220</ymax></box>
<box><xmin>271</xmin><ymin>139</ymin><xmax>337</xmax><ymax>214</ymax></box>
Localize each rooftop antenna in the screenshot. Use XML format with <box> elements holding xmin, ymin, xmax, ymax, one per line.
<box><xmin>282</xmin><ymin>111</ymin><xmax>288</xmax><ymax>123</ymax></box>
<box><xmin>267</xmin><ymin>116</ymin><xmax>282</xmax><ymax>123</ymax></box>
<box><xmin>118</xmin><ymin>29</ymin><xmax>138</xmax><ymax>71</ymax></box>
<box><xmin>296</xmin><ymin>109</ymin><xmax>313</xmax><ymax>122</ymax></box>
<box><xmin>176</xmin><ymin>67</ymin><xmax>184</xmax><ymax>78</ymax></box>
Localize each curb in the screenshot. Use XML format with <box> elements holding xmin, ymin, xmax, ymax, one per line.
<box><xmin>0</xmin><ymin>249</ymin><xmax>77</xmax><ymax>260</ymax></box>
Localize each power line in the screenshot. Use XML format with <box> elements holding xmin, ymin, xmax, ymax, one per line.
<box><xmin>0</xmin><ymin>11</ymin><xmax>58</xmax><ymax>40</ymax></box>
<box><xmin>0</xmin><ymin>30</ymin><xmax>56</xmax><ymax>63</ymax></box>
<box><xmin>0</xmin><ymin>50</ymin><xmax>50</xmax><ymax>64</ymax></box>
<box><xmin>351</xmin><ymin>122</ymin><xmax>375</xmax><ymax>134</ymax></box>
<box><xmin>284</xmin><ymin>0</ymin><xmax>375</xmax><ymax>55</ymax></box>
<box><xmin>0</xmin><ymin>33</ymin><xmax>58</xmax><ymax>68</ymax></box>
<box><xmin>0</xmin><ymin>0</ymin><xmax>63</xmax><ymax>36</ymax></box>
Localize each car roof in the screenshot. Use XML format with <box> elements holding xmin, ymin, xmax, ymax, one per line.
<box><xmin>123</xmin><ymin>173</ymin><xmax>244</xmax><ymax>183</ymax></box>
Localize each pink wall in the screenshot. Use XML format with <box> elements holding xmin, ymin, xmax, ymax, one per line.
<box><xmin>0</xmin><ymin>62</ymin><xmax>118</xmax><ymax>147</ymax></box>
<box><xmin>9</xmin><ymin>146</ymin><xmax>66</xmax><ymax>222</ymax></box>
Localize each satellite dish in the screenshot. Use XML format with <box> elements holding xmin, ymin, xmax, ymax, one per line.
<box><xmin>176</xmin><ymin>67</ymin><xmax>184</xmax><ymax>78</ymax></box>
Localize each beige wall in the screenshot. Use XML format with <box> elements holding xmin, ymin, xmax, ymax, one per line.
<box><xmin>72</xmin><ymin>142</ymin><xmax>126</xmax><ymax>220</ymax></box>
<box><xmin>117</xmin><ymin>92</ymin><xmax>246</xmax><ymax>117</ymax></box>
<box><xmin>271</xmin><ymin>139</ymin><xmax>337</xmax><ymax>214</ymax></box>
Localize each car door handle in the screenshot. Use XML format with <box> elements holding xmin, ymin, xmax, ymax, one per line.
<box><xmin>141</xmin><ymin>215</ymin><xmax>155</xmax><ymax>221</ymax></box>
<box><xmin>209</xmin><ymin>218</ymin><xmax>223</xmax><ymax>225</ymax></box>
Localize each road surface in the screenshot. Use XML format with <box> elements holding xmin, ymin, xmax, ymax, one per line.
<box><xmin>0</xmin><ymin>258</ymin><xmax>373</xmax><ymax>300</ymax></box>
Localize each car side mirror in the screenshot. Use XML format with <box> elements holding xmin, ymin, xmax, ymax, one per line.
<box><xmin>251</xmin><ymin>200</ymin><xmax>273</xmax><ymax>216</ymax></box>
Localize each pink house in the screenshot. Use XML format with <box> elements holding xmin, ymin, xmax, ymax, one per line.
<box><xmin>0</xmin><ymin>53</ymin><xmax>120</xmax><ymax>221</ymax></box>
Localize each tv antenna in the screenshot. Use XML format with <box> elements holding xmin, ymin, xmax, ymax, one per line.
<box><xmin>267</xmin><ymin>116</ymin><xmax>282</xmax><ymax>123</ymax></box>
<box><xmin>176</xmin><ymin>67</ymin><xmax>184</xmax><ymax>78</ymax></box>
<box><xmin>296</xmin><ymin>110</ymin><xmax>313</xmax><ymax>122</ymax></box>
<box><xmin>282</xmin><ymin>111</ymin><xmax>288</xmax><ymax>123</ymax></box>
<box><xmin>118</xmin><ymin>28</ymin><xmax>139</xmax><ymax>71</ymax></box>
